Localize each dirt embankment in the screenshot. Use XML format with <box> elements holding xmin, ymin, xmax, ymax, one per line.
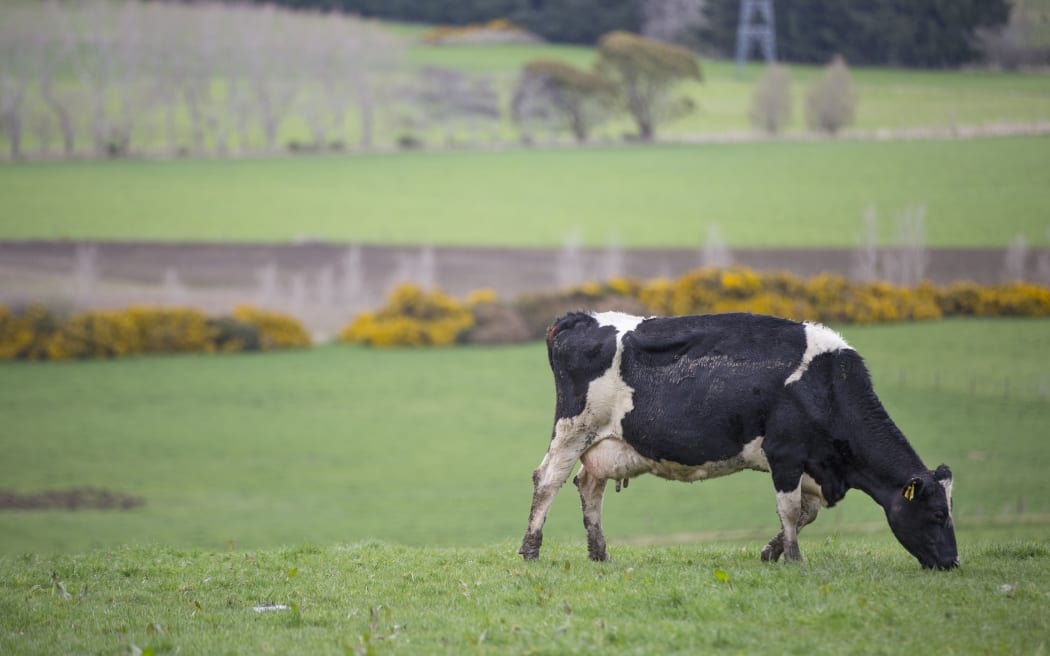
<box><xmin>1</xmin><ymin>241</ymin><xmax>1046</xmax><ymax>337</ymax></box>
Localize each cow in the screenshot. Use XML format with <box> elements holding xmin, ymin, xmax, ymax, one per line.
<box><xmin>518</xmin><ymin>311</ymin><xmax>959</xmax><ymax>570</ymax></box>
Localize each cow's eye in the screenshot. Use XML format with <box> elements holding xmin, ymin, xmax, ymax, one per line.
<box><xmin>932</xmin><ymin>510</ymin><xmax>947</xmax><ymax>524</ymax></box>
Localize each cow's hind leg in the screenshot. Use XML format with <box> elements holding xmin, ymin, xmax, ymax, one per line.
<box><xmin>519</xmin><ymin>425</ymin><xmax>590</xmax><ymax>561</ymax></box>
<box><xmin>574</xmin><ymin>467</ymin><xmax>609</xmax><ymax>561</ymax></box>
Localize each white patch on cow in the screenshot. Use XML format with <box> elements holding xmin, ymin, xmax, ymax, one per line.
<box><xmin>552</xmin><ymin>312</ymin><xmax>642</xmax><ymax>450</ymax></box>
<box><xmin>940</xmin><ymin>478</ymin><xmax>954</xmax><ymax>518</ymax></box>
<box><xmin>580</xmin><ymin>435</ymin><xmax>770</xmax><ymax>483</ymax></box>
<box><xmin>776</xmin><ymin>479</ymin><xmax>804</xmax><ymax>526</ymax></box>
<box><xmin>784</xmin><ymin>322</ymin><xmax>852</xmax><ymax>386</ymax></box>
<box><xmin>591</xmin><ymin>311</ymin><xmax>646</xmax><ymax>335</ymax></box>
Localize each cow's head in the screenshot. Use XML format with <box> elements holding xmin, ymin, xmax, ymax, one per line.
<box><xmin>885</xmin><ymin>464</ymin><xmax>959</xmax><ymax>570</ymax></box>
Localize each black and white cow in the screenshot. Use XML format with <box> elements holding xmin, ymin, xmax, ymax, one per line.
<box><xmin>519</xmin><ymin>311</ymin><xmax>959</xmax><ymax>569</ymax></box>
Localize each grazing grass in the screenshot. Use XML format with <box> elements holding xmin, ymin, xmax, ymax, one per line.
<box><xmin>2</xmin><ymin>136</ymin><xmax>1049</xmax><ymax>247</ymax></box>
<box><xmin>1</xmin><ymin>318</ymin><xmax>1048</xmax><ymax>560</ymax></box>
<box><xmin>1</xmin><ymin>534</ymin><xmax>1048</xmax><ymax>655</ymax></box>
<box><xmin>2</xmin><ymin>318</ymin><xmax>1048</xmax><ymax>653</ymax></box>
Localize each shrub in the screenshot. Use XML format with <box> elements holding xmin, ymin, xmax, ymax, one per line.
<box><xmin>231</xmin><ymin>306</ymin><xmax>311</xmax><ymax>350</ymax></box>
<box><xmin>805</xmin><ymin>55</ymin><xmax>857</xmax><ymax>135</ymax></box>
<box><xmin>0</xmin><ymin>304</ymin><xmax>310</xmax><ymax>360</ymax></box>
<box><xmin>750</xmin><ymin>64</ymin><xmax>793</xmax><ymax>135</ymax></box>
<box><xmin>208</xmin><ymin>317</ymin><xmax>263</xmax><ymax>353</ymax></box>
<box><xmin>0</xmin><ymin>304</ymin><xmax>63</xmax><ymax>360</ymax></box>
<box><xmin>339</xmin><ymin>285</ymin><xmax>475</xmax><ymax>348</ymax></box>
<box><xmin>47</xmin><ymin>310</ymin><xmax>142</xmax><ymax>360</ymax></box>
<box><xmin>126</xmin><ymin>307</ymin><xmax>217</xmax><ymax>353</ymax></box>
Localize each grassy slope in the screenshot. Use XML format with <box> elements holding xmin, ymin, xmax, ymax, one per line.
<box><xmin>2</xmin><ymin>136</ymin><xmax>1049</xmax><ymax>247</ymax></box>
<box><xmin>1</xmin><ymin>535</ymin><xmax>1048</xmax><ymax>654</ymax></box>
<box><xmin>1</xmin><ymin>319</ymin><xmax>1047</xmax><ymax>558</ymax></box>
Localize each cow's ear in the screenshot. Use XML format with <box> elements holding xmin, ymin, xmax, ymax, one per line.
<box><xmin>902</xmin><ymin>477</ymin><xmax>923</xmax><ymax>501</ymax></box>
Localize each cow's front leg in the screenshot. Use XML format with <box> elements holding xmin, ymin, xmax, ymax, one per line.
<box><xmin>574</xmin><ymin>467</ymin><xmax>609</xmax><ymax>561</ymax></box>
<box><xmin>762</xmin><ymin>483</ymin><xmax>823</xmax><ymax>562</ymax></box>
<box><xmin>764</xmin><ymin>473</ymin><xmax>805</xmax><ymax>563</ymax></box>
<box><xmin>519</xmin><ymin>424</ymin><xmax>589</xmax><ymax>561</ymax></box>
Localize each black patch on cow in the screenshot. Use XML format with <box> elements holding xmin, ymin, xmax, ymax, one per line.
<box><xmin>546</xmin><ymin>312</ymin><xmax>618</xmax><ymax>421</ymax></box>
<box><xmin>618</xmin><ymin>313</ymin><xmax>806</xmax><ymax>466</ymax></box>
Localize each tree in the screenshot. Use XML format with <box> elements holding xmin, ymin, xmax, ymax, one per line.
<box><xmin>512</xmin><ymin>60</ymin><xmax>616</xmax><ymax>143</ymax></box>
<box><xmin>805</xmin><ymin>56</ymin><xmax>856</xmax><ymax>136</ymax></box>
<box><xmin>398</xmin><ymin>67</ymin><xmax>501</xmax><ymax>147</ymax></box>
<box><xmin>749</xmin><ymin>64</ymin><xmax>792</xmax><ymax>135</ymax></box>
<box><xmin>596</xmin><ymin>31</ymin><xmax>701</xmax><ymax>141</ymax></box>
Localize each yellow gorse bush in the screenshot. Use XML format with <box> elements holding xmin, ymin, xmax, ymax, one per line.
<box><xmin>339</xmin><ymin>284</ymin><xmax>475</xmax><ymax>348</ymax></box>
<box><xmin>231</xmin><ymin>305</ymin><xmax>311</xmax><ymax>350</ymax></box>
<box><xmin>560</xmin><ymin>267</ymin><xmax>1050</xmax><ymax>326</ymax></box>
<box><xmin>0</xmin><ymin>304</ymin><xmax>310</xmax><ymax>360</ymax></box>
<box><xmin>0</xmin><ymin>304</ymin><xmax>59</xmax><ymax>360</ymax></box>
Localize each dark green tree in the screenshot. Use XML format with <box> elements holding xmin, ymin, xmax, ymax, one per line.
<box><xmin>249</xmin><ymin>0</ymin><xmax>641</xmax><ymax>45</ymax></box>
<box><xmin>700</xmin><ymin>0</ymin><xmax>1010</xmax><ymax>67</ymax></box>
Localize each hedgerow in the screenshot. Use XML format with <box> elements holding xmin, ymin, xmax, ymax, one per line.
<box><xmin>338</xmin><ymin>268</ymin><xmax>1050</xmax><ymax>348</ymax></box>
<box><xmin>0</xmin><ymin>305</ymin><xmax>309</xmax><ymax>361</ymax></box>
<box><xmin>5</xmin><ymin>269</ymin><xmax>1049</xmax><ymax>356</ymax></box>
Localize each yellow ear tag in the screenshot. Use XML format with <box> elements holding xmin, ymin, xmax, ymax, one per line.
<box><xmin>903</xmin><ymin>481</ymin><xmax>917</xmax><ymax>501</ymax></box>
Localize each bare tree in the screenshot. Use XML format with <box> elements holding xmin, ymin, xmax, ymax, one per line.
<box><xmin>39</xmin><ymin>1</ymin><xmax>82</xmax><ymax>157</ymax></box>
<box><xmin>750</xmin><ymin>64</ymin><xmax>792</xmax><ymax>135</ymax></box>
<box><xmin>0</xmin><ymin>5</ymin><xmax>41</xmax><ymax>159</ymax></box>
<box><xmin>851</xmin><ymin>205</ymin><xmax>880</xmax><ymax>282</ymax></box>
<box><xmin>881</xmin><ymin>206</ymin><xmax>928</xmax><ymax>286</ymax></box>
<box><xmin>701</xmin><ymin>223</ymin><xmax>732</xmax><ymax>268</ymax></box>
<box><xmin>1002</xmin><ymin>234</ymin><xmax>1028</xmax><ymax>282</ymax></box>
<box><xmin>2</xmin><ymin>1</ymin><xmax>409</xmax><ymax>160</ymax></box>
<box><xmin>242</xmin><ymin>6</ymin><xmax>301</xmax><ymax>153</ymax></box>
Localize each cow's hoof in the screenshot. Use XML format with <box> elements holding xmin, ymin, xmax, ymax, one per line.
<box><xmin>782</xmin><ymin>544</ymin><xmax>803</xmax><ymax>562</ymax></box>
<box><xmin>588</xmin><ymin>551</ymin><xmax>609</xmax><ymax>562</ymax></box>
<box><xmin>760</xmin><ymin>544</ymin><xmax>782</xmax><ymax>562</ymax></box>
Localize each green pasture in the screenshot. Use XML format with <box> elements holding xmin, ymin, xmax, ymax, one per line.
<box><xmin>1</xmin><ymin>318</ymin><xmax>1048</xmax><ymax>559</ymax></box>
<box><xmin>2</xmin><ymin>535</ymin><xmax>1048</xmax><ymax>655</ymax></box>
<box><xmin>2</xmin><ymin>318</ymin><xmax>1050</xmax><ymax>654</ymax></box>
<box><xmin>3</xmin><ymin>136</ymin><xmax>1049</xmax><ymax>247</ymax></box>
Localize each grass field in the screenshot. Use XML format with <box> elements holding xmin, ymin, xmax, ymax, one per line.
<box><xmin>1</xmin><ymin>318</ymin><xmax>1048</xmax><ymax>559</ymax></box>
<box><xmin>2</xmin><ymin>319</ymin><xmax>1048</xmax><ymax>653</ymax></box>
<box><xmin>3</xmin><ymin>136</ymin><xmax>1049</xmax><ymax>247</ymax></box>
<box><xmin>2</xmin><ymin>534</ymin><xmax>1048</xmax><ymax>654</ymax></box>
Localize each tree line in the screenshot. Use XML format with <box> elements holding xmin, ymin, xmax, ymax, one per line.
<box><xmin>0</xmin><ymin>1</ymin><xmax>711</xmax><ymax>159</ymax></box>
<box><xmin>0</xmin><ymin>1</ymin><xmax>406</xmax><ymax>160</ymax></box>
<box><xmin>261</xmin><ymin>0</ymin><xmax>1012</xmax><ymax>68</ymax></box>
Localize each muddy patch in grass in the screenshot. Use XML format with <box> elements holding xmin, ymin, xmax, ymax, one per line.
<box><xmin>0</xmin><ymin>487</ymin><xmax>145</xmax><ymax>510</ymax></box>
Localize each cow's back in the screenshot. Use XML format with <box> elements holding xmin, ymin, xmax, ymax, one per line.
<box><xmin>617</xmin><ymin>313</ymin><xmax>808</xmax><ymax>466</ymax></box>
